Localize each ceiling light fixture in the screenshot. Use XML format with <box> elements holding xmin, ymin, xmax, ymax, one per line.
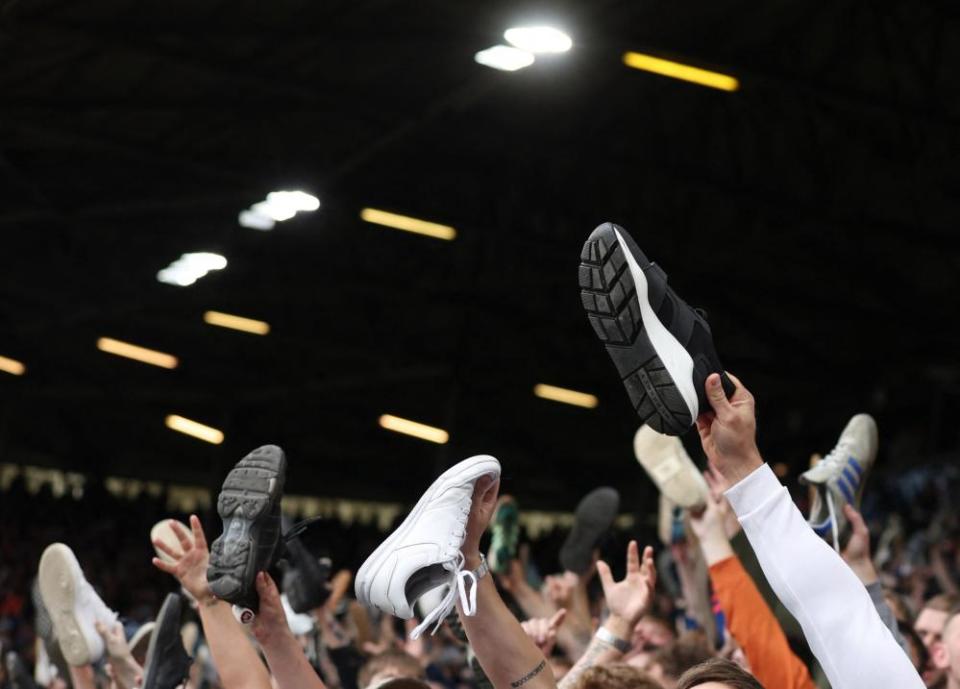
<box><xmin>157</xmin><ymin>252</ymin><xmax>227</xmax><ymax>287</ymax></box>
<box><xmin>378</xmin><ymin>414</ymin><xmax>449</xmax><ymax>444</ymax></box>
<box><xmin>165</xmin><ymin>414</ymin><xmax>224</xmax><ymax>444</ymax></box>
<box><xmin>360</xmin><ymin>208</ymin><xmax>457</xmax><ymax>241</ymax></box>
<box><xmin>533</xmin><ymin>383</ymin><xmax>598</xmax><ymax>408</ymax></box>
<box><xmin>97</xmin><ymin>337</ymin><xmax>178</xmax><ymax>369</ymax></box>
<box><xmin>504</xmin><ymin>26</ymin><xmax>572</xmax><ymax>54</ymax></box>
<box><xmin>623</xmin><ymin>51</ymin><xmax>739</xmax><ymax>92</ymax></box>
<box><xmin>203</xmin><ymin>310</ymin><xmax>270</xmax><ymax>335</ymax></box>
<box><xmin>239</xmin><ymin>190</ymin><xmax>320</xmax><ymax>230</ymax></box>
<box><xmin>474</xmin><ymin>45</ymin><xmax>536</xmax><ymax>72</ymax></box>
<box><xmin>0</xmin><ymin>354</ymin><xmax>26</xmax><ymax>376</ymax></box>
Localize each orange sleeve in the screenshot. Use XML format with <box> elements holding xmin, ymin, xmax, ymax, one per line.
<box><xmin>710</xmin><ymin>556</ymin><xmax>816</xmax><ymax>689</ymax></box>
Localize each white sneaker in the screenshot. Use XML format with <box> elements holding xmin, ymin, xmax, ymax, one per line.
<box><xmin>38</xmin><ymin>543</ymin><xmax>118</xmax><ymax>666</ymax></box>
<box><xmin>800</xmin><ymin>413</ymin><xmax>878</xmax><ymax>551</ymax></box>
<box><xmin>355</xmin><ymin>455</ymin><xmax>501</xmax><ymax>639</ymax></box>
<box><xmin>634</xmin><ymin>425</ymin><xmax>708</xmax><ymax>509</ymax></box>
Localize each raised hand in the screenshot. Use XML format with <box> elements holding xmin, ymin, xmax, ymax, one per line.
<box><xmin>152</xmin><ymin>515</ymin><xmax>213</xmax><ymax>604</ymax></box>
<box><xmin>463</xmin><ymin>476</ymin><xmax>500</xmax><ymax>560</ymax></box>
<box><xmin>520</xmin><ymin>609</ymin><xmax>567</xmax><ymax>657</ymax></box>
<box><xmin>251</xmin><ymin>572</ymin><xmax>290</xmax><ymax>645</ymax></box>
<box><xmin>841</xmin><ymin>505</ymin><xmax>878</xmax><ymax>585</ymax></box>
<box><xmin>596</xmin><ymin>541</ymin><xmax>656</xmax><ymax>626</ymax></box>
<box><xmin>696</xmin><ymin>372</ymin><xmax>764</xmax><ymax>485</ymax></box>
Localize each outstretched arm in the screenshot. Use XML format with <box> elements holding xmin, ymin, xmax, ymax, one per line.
<box><xmin>841</xmin><ymin>504</ymin><xmax>910</xmax><ymax>654</ymax></box>
<box><xmin>459</xmin><ymin>477</ymin><xmax>557</xmax><ymax>689</ymax></box>
<box><xmin>559</xmin><ymin>541</ymin><xmax>657</xmax><ymax>689</ymax></box>
<box><xmin>696</xmin><ymin>372</ymin><xmax>923</xmax><ymax>689</ymax></box>
<box><xmin>152</xmin><ymin>516</ymin><xmax>272</xmax><ymax>689</ymax></box>
<box><xmin>689</xmin><ymin>469</ymin><xmax>815</xmax><ymax>689</ymax></box>
<box><xmin>251</xmin><ymin>572</ymin><xmax>327</xmax><ymax>689</ymax></box>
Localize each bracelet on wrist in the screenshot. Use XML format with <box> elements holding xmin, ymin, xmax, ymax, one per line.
<box><xmin>596</xmin><ymin>626</ymin><xmax>631</xmax><ymax>654</ymax></box>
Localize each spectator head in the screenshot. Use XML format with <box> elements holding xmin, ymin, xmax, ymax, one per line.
<box><xmin>573</xmin><ymin>663</ymin><xmax>663</xmax><ymax>689</ymax></box>
<box><xmin>931</xmin><ymin>607</ymin><xmax>960</xmax><ymax>689</ymax></box>
<box><xmin>916</xmin><ymin>594</ymin><xmax>959</xmax><ymax>650</ymax></box>
<box><xmin>675</xmin><ymin>658</ymin><xmax>765</xmax><ymax>689</ymax></box>
<box><xmin>357</xmin><ymin>650</ymin><xmax>425</xmax><ymax>689</ymax></box>
<box><xmin>648</xmin><ymin>632</ymin><xmax>715</xmax><ymax>689</ymax></box>
<box><xmin>917</xmin><ymin>594</ymin><xmax>959</xmax><ymax>687</ymax></box>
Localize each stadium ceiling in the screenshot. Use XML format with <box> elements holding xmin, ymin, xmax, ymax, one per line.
<box><xmin>1</xmin><ymin>0</ymin><xmax>958</xmax><ymax>509</ymax></box>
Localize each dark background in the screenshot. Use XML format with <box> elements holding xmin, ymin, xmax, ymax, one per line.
<box><xmin>1</xmin><ymin>0</ymin><xmax>958</xmax><ymax>512</ymax></box>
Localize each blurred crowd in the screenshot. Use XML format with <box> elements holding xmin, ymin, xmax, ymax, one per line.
<box><xmin>1</xmin><ymin>454</ymin><xmax>958</xmax><ymax>689</ymax></box>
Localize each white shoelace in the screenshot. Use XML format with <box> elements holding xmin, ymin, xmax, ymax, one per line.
<box><xmin>825</xmin><ymin>489</ymin><xmax>841</xmax><ymax>553</ymax></box>
<box><xmin>410</xmin><ymin>551</ymin><xmax>478</xmax><ymax>640</ymax></box>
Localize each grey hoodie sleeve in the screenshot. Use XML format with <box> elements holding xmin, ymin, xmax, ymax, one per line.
<box><xmin>865</xmin><ymin>580</ymin><xmax>910</xmax><ymax>655</ymax></box>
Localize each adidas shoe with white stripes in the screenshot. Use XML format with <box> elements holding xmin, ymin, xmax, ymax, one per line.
<box><xmin>579</xmin><ymin>222</ymin><xmax>734</xmax><ymax>435</ymax></box>
<box><xmin>801</xmin><ymin>413</ymin><xmax>877</xmax><ymax>551</ymax></box>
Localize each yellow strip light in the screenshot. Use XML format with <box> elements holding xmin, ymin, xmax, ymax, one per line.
<box><xmin>623</xmin><ymin>51</ymin><xmax>739</xmax><ymax>92</ymax></box>
<box><xmin>165</xmin><ymin>415</ymin><xmax>224</xmax><ymax>445</ymax></box>
<box><xmin>533</xmin><ymin>384</ymin><xmax>598</xmax><ymax>409</ymax></box>
<box><xmin>0</xmin><ymin>355</ymin><xmax>26</xmax><ymax>376</ymax></box>
<box><xmin>97</xmin><ymin>337</ymin><xmax>178</xmax><ymax>369</ymax></box>
<box><xmin>203</xmin><ymin>310</ymin><xmax>270</xmax><ymax>335</ymax></box>
<box><xmin>360</xmin><ymin>208</ymin><xmax>457</xmax><ymax>241</ymax></box>
<box><xmin>378</xmin><ymin>414</ymin><xmax>449</xmax><ymax>444</ymax></box>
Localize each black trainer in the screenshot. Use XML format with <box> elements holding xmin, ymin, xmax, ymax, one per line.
<box><xmin>281</xmin><ymin>514</ymin><xmax>331</xmax><ymax>614</ymax></box>
<box><xmin>560</xmin><ymin>487</ymin><xmax>620</xmax><ymax>574</ymax></box>
<box><xmin>207</xmin><ymin>445</ymin><xmax>286</xmax><ymax>620</ymax></box>
<box><xmin>141</xmin><ymin>593</ymin><xmax>192</xmax><ymax>689</ymax></box>
<box><xmin>579</xmin><ymin>222</ymin><xmax>734</xmax><ymax>435</ymax></box>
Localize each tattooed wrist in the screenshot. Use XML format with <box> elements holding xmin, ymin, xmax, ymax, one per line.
<box><xmin>511</xmin><ymin>660</ymin><xmax>546</xmax><ymax>688</ymax></box>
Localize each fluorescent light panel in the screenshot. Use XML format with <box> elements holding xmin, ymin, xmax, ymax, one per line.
<box><xmin>623</xmin><ymin>51</ymin><xmax>739</xmax><ymax>92</ymax></box>
<box><xmin>360</xmin><ymin>208</ymin><xmax>457</xmax><ymax>241</ymax></box>
<box><xmin>474</xmin><ymin>45</ymin><xmax>536</xmax><ymax>72</ymax></box>
<box><xmin>0</xmin><ymin>355</ymin><xmax>25</xmax><ymax>376</ymax></box>
<box><xmin>504</xmin><ymin>27</ymin><xmax>572</xmax><ymax>54</ymax></box>
<box><xmin>97</xmin><ymin>337</ymin><xmax>178</xmax><ymax>369</ymax></box>
<box><xmin>203</xmin><ymin>310</ymin><xmax>270</xmax><ymax>335</ymax></box>
<box><xmin>379</xmin><ymin>414</ymin><xmax>449</xmax><ymax>444</ymax></box>
<box><xmin>533</xmin><ymin>383</ymin><xmax>598</xmax><ymax>409</ymax></box>
<box><xmin>165</xmin><ymin>415</ymin><xmax>224</xmax><ymax>445</ymax></box>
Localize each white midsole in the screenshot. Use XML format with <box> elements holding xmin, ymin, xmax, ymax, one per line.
<box><xmin>614</xmin><ymin>228</ymin><xmax>698</xmax><ymax>419</ymax></box>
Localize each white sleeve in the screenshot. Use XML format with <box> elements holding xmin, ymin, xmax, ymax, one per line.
<box><xmin>724</xmin><ymin>464</ymin><xmax>923</xmax><ymax>689</ymax></box>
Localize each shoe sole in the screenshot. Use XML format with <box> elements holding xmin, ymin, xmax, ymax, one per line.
<box><xmin>559</xmin><ymin>487</ymin><xmax>620</xmax><ymax>574</ymax></box>
<box><xmin>355</xmin><ymin>455</ymin><xmax>501</xmax><ymax>617</ymax></box>
<box><xmin>634</xmin><ymin>425</ymin><xmax>707</xmax><ymax>509</ymax></box>
<box><xmin>38</xmin><ymin>545</ymin><xmax>90</xmax><ymax>667</ymax></box>
<box><xmin>580</xmin><ymin>223</ymin><xmax>698</xmax><ymax>434</ymax></box>
<box><xmin>151</xmin><ymin>520</ymin><xmax>192</xmax><ymax>566</ymax></box>
<box><xmin>208</xmin><ymin>446</ymin><xmax>286</xmax><ymax>609</ymax></box>
<box><xmin>141</xmin><ymin>594</ymin><xmax>189</xmax><ymax>689</ymax></box>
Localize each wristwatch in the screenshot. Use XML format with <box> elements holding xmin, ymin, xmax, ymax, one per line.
<box><xmin>472</xmin><ymin>553</ymin><xmax>489</xmax><ymax>581</ymax></box>
<box><xmin>596</xmin><ymin>626</ymin><xmax>632</xmax><ymax>654</ymax></box>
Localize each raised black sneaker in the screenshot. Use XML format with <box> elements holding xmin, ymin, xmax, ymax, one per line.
<box><xmin>207</xmin><ymin>445</ymin><xmax>286</xmax><ymax>622</ymax></box>
<box><xmin>579</xmin><ymin>222</ymin><xmax>734</xmax><ymax>435</ymax></box>
<box><xmin>559</xmin><ymin>487</ymin><xmax>620</xmax><ymax>574</ymax></box>
<box><xmin>281</xmin><ymin>514</ymin><xmax>331</xmax><ymax>614</ymax></box>
<box><xmin>141</xmin><ymin>593</ymin><xmax>192</xmax><ymax>689</ymax></box>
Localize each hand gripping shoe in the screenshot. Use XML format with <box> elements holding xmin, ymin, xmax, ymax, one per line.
<box><xmin>355</xmin><ymin>455</ymin><xmax>501</xmax><ymax>639</ymax></box>
<box><xmin>207</xmin><ymin>445</ymin><xmax>286</xmax><ymax>622</ymax></box>
<box><xmin>579</xmin><ymin>222</ymin><xmax>735</xmax><ymax>435</ymax></box>
<box><xmin>800</xmin><ymin>414</ymin><xmax>877</xmax><ymax>552</ymax></box>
